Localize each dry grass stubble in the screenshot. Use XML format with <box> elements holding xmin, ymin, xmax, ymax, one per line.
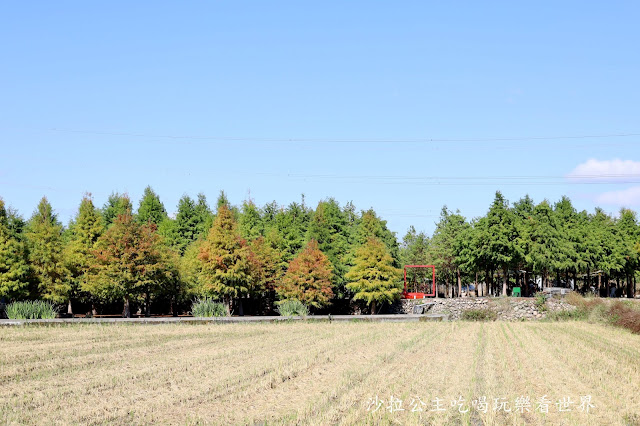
<box><xmin>1</xmin><ymin>321</ymin><xmax>639</xmax><ymax>425</ymax></box>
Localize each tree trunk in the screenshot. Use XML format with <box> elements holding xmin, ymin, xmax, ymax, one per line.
<box><xmin>223</xmin><ymin>295</ymin><xmax>231</xmax><ymax>315</ymax></box>
<box><xmin>485</xmin><ymin>268</ymin><xmax>490</xmax><ymax>297</ymax></box>
<box><xmin>123</xmin><ymin>296</ymin><xmax>131</xmax><ymax>318</ymax></box>
<box><xmin>67</xmin><ymin>299</ymin><xmax>73</xmax><ymax>316</ymax></box>
<box><xmin>91</xmin><ymin>303</ymin><xmax>98</xmax><ymax>317</ymax></box>
<box><xmin>451</xmin><ymin>272</ymin><xmax>455</xmax><ymax>297</ymax></box>
<box><xmin>445</xmin><ymin>276</ymin><xmax>450</xmax><ymax>298</ymax></box>
<box><xmin>474</xmin><ymin>272</ymin><xmax>478</xmax><ymax>297</ymax></box>
<box><xmin>145</xmin><ymin>291</ymin><xmax>151</xmax><ymax>318</ymax></box>
<box><xmin>370</xmin><ymin>300</ymin><xmax>376</xmax><ymax>315</ymax></box>
<box><xmin>170</xmin><ymin>295</ymin><xmax>178</xmax><ymax>317</ymax></box>
<box><xmin>502</xmin><ymin>266</ymin><xmax>508</xmax><ymax>296</ymax></box>
<box><xmin>487</xmin><ymin>271</ymin><xmax>493</xmax><ymax>296</ymax></box>
<box><xmin>457</xmin><ymin>268</ymin><xmax>462</xmax><ymax>297</ymax></box>
<box><xmin>492</xmin><ymin>269</ymin><xmax>496</xmax><ymax>296</ymax></box>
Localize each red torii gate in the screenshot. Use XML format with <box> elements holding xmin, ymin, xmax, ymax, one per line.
<box><xmin>403</xmin><ymin>265</ymin><xmax>436</xmax><ymax>299</ymax></box>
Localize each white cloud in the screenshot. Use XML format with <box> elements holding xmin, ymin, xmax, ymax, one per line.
<box><xmin>567</xmin><ymin>158</ymin><xmax>640</xmax><ymax>181</ymax></box>
<box><xmin>595</xmin><ymin>186</ymin><xmax>640</xmax><ymax>206</ymax></box>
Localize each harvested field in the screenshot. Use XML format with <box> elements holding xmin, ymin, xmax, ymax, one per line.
<box><xmin>1</xmin><ymin>322</ymin><xmax>639</xmax><ymax>425</ymax></box>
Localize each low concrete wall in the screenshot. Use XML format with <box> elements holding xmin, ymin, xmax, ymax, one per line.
<box><xmin>0</xmin><ymin>313</ymin><xmax>448</xmax><ymax>327</ymax></box>
<box><xmin>395</xmin><ymin>297</ymin><xmax>576</xmax><ymax>320</ymax></box>
<box><xmin>0</xmin><ymin>298</ymin><xmax>580</xmax><ymax>326</ymax></box>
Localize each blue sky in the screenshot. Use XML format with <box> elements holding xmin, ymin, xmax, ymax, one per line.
<box><xmin>1</xmin><ymin>1</ymin><xmax>639</xmax><ymax>236</ymax></box>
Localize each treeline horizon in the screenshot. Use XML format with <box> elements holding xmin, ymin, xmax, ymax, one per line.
<box><xmin>0</xmin><ymin>187</ymin><xmax>638</xmax><ymax>317</ymax></box>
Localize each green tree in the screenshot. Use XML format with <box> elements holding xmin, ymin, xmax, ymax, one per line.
<box><xmin>617</xmin><ymin>208</ymin><xmax>638</xmax><ymax>297</ymax></box>
<box><xmin>63</xmin><ymin>195</ymin><xmax>105</xmax><ymax>314</ymax></box>
<box><xmin>102</xmin><ymin>192</ymin><xmax>133</xmax><ymax>227</ymax></box>
<box><xmin>268</xmin><ymin>201</ymin><xmax>310</xmax><ymax>262</ymax></box>
<box><xmin>160</xmin><ymin>194</ymin><xmax>212</xmax><ymax>255</ymax></box>
<box><xmin>512</xmin><ymin>196</ymin><xmax>535</xmax><ymax>294</ymax></box>
<box><xmin>575</xmin><ymin>210</ymin><xmax>601</xmax><ymax>292</ymax></box>
<box><xmin>346</xmin><ymin>237</ymin><xmax>401</xmax><ymax>314</ymax></box>
<box><xmin>429</xmin><ymin>206</ymin><xmax>469</xmax><ymax>297</ymax></box>
<box><xmin>0</xmin><ymin>199</ymin><xmax>31</xmax><ymax>300</ymax></box>
<box><xmin>278</xmin><ymin>239</ymin><xmax>333</xmax><ymax>308</ymax></box>
<box><xmin>529</xmin><ymin>200</ymin><xmax>560</xmax><ymax>288</ymax></box>
<box><xmin>25</xmin><ymin>197</ymin><xmax>68</xmax><ymax>303</ymax></box>
<box><xmin>485</xmin><ymin>192</ymin><xmax>517</xmax><ymax>296</ymax></box>
<box><xmin>307</xmin><ymin>199</ymin><xmax>350</xmax><ymax>296</ymax></box>
<box><xmin>239</xmin><ymin>200</ymin><xmax>263</xmax><ymax>240</ymax></box>
<box><xmin>216</xmin><ymin>190</ymin><xmax>230</xmax><ymax>210</ymax></box>
<box><xmin>180</xmin><ymin>239</ymin><xmax>205</xmax><ymax>296</ymax></box>
<box><xmin>154</xmin><ymin>248</ymin><xmax>185</xmax><ymax>316</ymax></box>
<box><xmin>137</xmin><ymin>186</ymin><xmax>168</xmax><ymax>225</ymax></box>
<box><xmin>86</xmin><ymin>211</ymin><xmax>173</xmax><ymax>317</ymax></box>
<box><xmin>195</xmin><ymin>193</ymin><xmax>215</xmax><ymax>234</ymax></box>
<box><xmin>399</xmin><ymin>226</ymin><xmax>431</xmax><ymax>295</ymax></box>
<box><xmin>354</xmin><ymin>209</ymin><xmax>400</xmax><ymax>266</ymax></box>
<box><xmin>553</xmin><ymin>196</ymin><xmax>579</xmax><ymax>286</ymax></box>
<box><xmin>3</xmin><ymin>204</ymin><xmax>26</xmax><ymax>237</ymax></box>
<box><xmin>197</xmin><ymin>204</ymin><xmax>252</xmax><ymax>314</ymax></box>
<box><xmin>400</xmin><ymin>226</ymin><xmax>430</xmax><ymax>266</ymax></box>
<box><xmin>592</xmin><ymin>208</ymin><xmax>625</xmax><ymax>292</ymax></box>
<box><xmin>343</xmin><ymin>201</ymin><xmax>358</xmax><ymax>242</ymax></box>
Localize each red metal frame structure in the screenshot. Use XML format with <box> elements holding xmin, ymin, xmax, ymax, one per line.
<box><xmin>403</xmin><ymin>265</ymin><xmax>436</xmax><ymax>299</ymax></box>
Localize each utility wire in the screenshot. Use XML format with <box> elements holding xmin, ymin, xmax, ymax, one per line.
<box><xmin>38</xmin><ymin>127</ymin><xmax>640</xmax><ymax>144</ymax></box>
<box><xmin>274</xmin><ymin>173</ymin><xmax>640</xmax><ymax>180</ymax></box>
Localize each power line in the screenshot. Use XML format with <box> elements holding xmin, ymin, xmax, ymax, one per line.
<box><xmin>37</xmin><ymin>127</ymin><xmax>640</xmax><ymax>144</ymax></box>
<box><xmin>275</xmin><ymin>173</ymin><xmax>640</xmax><ymax>180</ymax></box>
<box><xmin>259</xmin><ymin>172</ymin><xmax>640</xmax><ymax>185</ymax></box>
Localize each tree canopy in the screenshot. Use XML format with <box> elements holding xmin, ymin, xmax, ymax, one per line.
<box><xmin>277</xmin><ymin>239</ymin><xmax>334</xmax><ymax>308</ymax></box>
<box><xmin>346</xmin><ymin>237</ymin><xmax>401</xmax><ymax>314</ymax></box>
<box><xmin>3</xmin><ymin>188</ymin><xmax>639</xmax><ymax>315</ymax></box>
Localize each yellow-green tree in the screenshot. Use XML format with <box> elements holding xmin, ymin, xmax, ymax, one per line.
<box><xmin>25</xmin><ymin>197</ymin><xmax>68</xmax><ymax>303</ymax></box>
<box><xmin>198</xmin><ymin>205</ymin><xmax>253</xmax><ymax>314</ymax></box>
<box><xmin>63</xmin><ymin>195</ymin><xmax>104</xmax><ymax>314</ymax></box>
<box><xmin>346</xmin><ymin>237</ymin><xmax>402</xmax><ymax>314</ymax></box>
<box><xmin>0</xmin><ymin>199</ymin><xmax>31</xmax><ymax>300</ymax></box>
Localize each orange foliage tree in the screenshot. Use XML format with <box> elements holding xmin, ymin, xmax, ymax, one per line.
<box><xmin>277</xmin><ymin>239</ymin><xmax>333</xmax><ymax>308</ymax></box>
<box><xmin>86</xmin><ymin>211</ymin><xmax>175</xmax><ymax>317</ymax></box>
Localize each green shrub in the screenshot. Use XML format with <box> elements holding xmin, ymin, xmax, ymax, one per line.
<box><xmin>276</xmin><ymin>299</ymin><xmax>309</xmax><ymax>317</ymax></box>
<box><xmin>191</xmin><ymin>298</ymin><xmax>227</xmax><ymax>317</ymax></box>
<box><xmin>461</xmin><ymin>308</ymin><xmax>497</xmax><ymax>321</ymax></box>
<box><xmin>534</xmin><ymin>292</ymin><xmax>547</xmax><ymax>312</ymax></box>
<box><xmin>547</xmin><ymin>309</ymin><xmax>587</xmax><ymax>321</ymax></box>
<box><xmin>586</xmin><ymin>301</ymin><xmax>609</xmax><ymax>323</ymax></box>
<box><xmin>5</xmin><ymin>300</ymin><xmax>57</xmax><ymax>319</ymax></box>
<box><xmin>565</xmin><ymin>291</ymin><xmax>584</xmax><ymax>306</ymax></box>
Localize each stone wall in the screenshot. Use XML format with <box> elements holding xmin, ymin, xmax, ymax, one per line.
<box><xmin>392</xmin><ymin>297</ymin><xmax>576</xmax><ymax>320</ymax></box>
